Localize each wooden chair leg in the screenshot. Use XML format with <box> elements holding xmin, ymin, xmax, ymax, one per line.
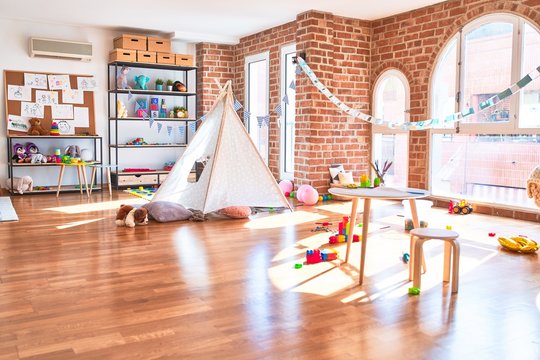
<box><xmin>452</xmin><ymin>241</ymin><xmax>460</xmax><ymax>293</ymax></box>
<box><xmin>56</xmin><ymin>165</ymin><xmax>65</xmax><ymax>197</ymax></box>
<box><xmin>107</xmin><ymin>168</ymin><xmax>112</xmax><ymax>196</ymax></box>
<box><xmin>413</xmin><ymin>239</ymin><xmax>425</xmax><ymax>289</ymax></box>
<box><xmin>409</xmin><ymin>235</ymin><xmax>416</xmax><ymax>281</ymax></box>
<box><xmin>76</xmin><ymin>166</ymin><xmax>83</xmax><ymax>194</ymax></box>
<box><xmin>89</xmin><ymin>167</ymin><xmax>97</xmax><ymax>195</ymax></box>
<box><xmin>443</xmin><ymin>241</ymin><xmax>452</xmax><ymax>282</ymax></box>
<box><xmin>81</xmin><ymin>165</ymin><xmax>89</xmax><ymax>197</ymax></box>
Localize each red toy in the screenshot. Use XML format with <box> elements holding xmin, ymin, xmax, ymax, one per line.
<box><xmin>306</xmin><ymin>249</ymin><xmax>322</xmax><ymax>264</ymax></box>
<box><xmin>489</xmin><ymin>232</ymin><xmax>496</xmax><ymax>237</ymax></box>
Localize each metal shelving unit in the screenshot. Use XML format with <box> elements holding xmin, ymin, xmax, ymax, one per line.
<box><xmin>107</xmin><ymin>61</ymin><xmax>198</xmax><ymax>188</ymax></box>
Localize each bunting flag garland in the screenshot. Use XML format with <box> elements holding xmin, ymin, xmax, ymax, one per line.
<box><xmin>234</xmin><ymin>98</ymin><xmax>243</xmax><ymax>111</ymax></box>
<box><xmin>289</xmin><ymin>80</ymin><xmax>296</xmax><ymax>90</ymax></box>
<box><xmin>282</xmin><ymin>94</ymin><xmax>289</xmax><ymax>105</ymax></box>
<box><xmin>263</xmin><ymin>115</ymin><xmax>270</xmax><ymax>127</ymax></box>
<box><xmin>200</xmin><ymin>115</ymin><xmax>206</xmax><ymax>122</ymax></box>
<box><xmin>189</xmin><ymin>122</ymin><xmax>196</xmax><ymax>132</ymax></box>
<box><xmin>149</xmin><ymin>118</ymin><xmax>154</xmax><ymax>128</ymax></box>
<box><xmin>157</xmin><ymin>123</ymin><xmax>163</xmax><ymax>133</ymax></box>
<box><xmin>295</xmin><ymin>55</ymin><xmax>540</xmax><ymax>131</ymax></box>
<box><xmin>167</xmin><ymin>125</ymin><xmax>173</xmax><ymax>136</ymax></box>
<box><xmin>178</xmin><ymin>125</ymin><xmax>185</xmax><ymax>137</ymax></box>
<box><xmin>243</xmin><ymin>110</ymin><xmax>251</xmax><ymax>124</ymax></box>
<box><xmin>128</xmin><ymin>90</ymin><xmax>133</xmax><ymax>101</ymax></box>
<box><xmin>257</xmin><ymin>116</ymin><xmax>265</xmax><ymax>128</ymax></box>
<box><xmin>274</xmin><ymin>103</ymin><xmax>282</xmax><ymax>116</ymax></box>
<box><xmin>295</xmin><ymin>65</ymin><xmax>302</xmax><ymax>75</ymax></box>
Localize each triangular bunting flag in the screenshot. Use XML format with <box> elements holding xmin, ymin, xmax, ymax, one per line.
<box><xmin>289</xmin><ymin>80</ymin><xmax>296</xmax><ymax>90</ymax></box>
<box><xmin>257</xmin><ymin>116</ymin><xmax>264</xmax><ymax>128</ymax></box>
<box><xmin>167</xmin><ymin>125</ymin><xmax>173</xmax><ymax>136</ymax></box>
<box><xmin>178</xmin><ymin>125</ymin><xmax>185</xmax><ymax>137</ymax></box>
<box><xmin>200</xmin><ymin>115</ymin><xmax>206</xmax><ymax>122</ymax></box>
<box><xmin>189</xmin><ymin>122</ymin><xmax>196</xmax><ymax>132</ymax></box>
<box><xmin>243</xmin><ymin>110</ymin><xmax>251</xmax><ymax>124</ymax></box>
<box><xmin>149</xmin><ymin>118</ymin><xmax>154</xmax><ymax>128</ymax></box>
<box><xmin>295</xmin><ymin>66</ymin><xmax>302</xmax><ymax>75</ymax></box>
<box><xmin>234</xmin><ymin>98</ymin><xmax>242</xmax><ymax>111</ymax></box>
<box><xmin>282</xmin><ymin>94</ymin><xmax>289</xmax><ymax>105</ymax></box>
<box><xmin>264</xmin><ymin>115</ymin><xmax>270</xmax><ymax>127</ymax></box>
<box><xmin>274</xmin><ymin>103</ymin><xmax>282</xmax><ymax>116</ymax></box>
<box><xmin>157</xmin><ymin>123</ymin><xmax>163</xmax><ymax>133</ymax></box>
<box><xmin>128</xmin><ymin>90</ymin><xmax>133</xmax><ymax>101</ymax></box>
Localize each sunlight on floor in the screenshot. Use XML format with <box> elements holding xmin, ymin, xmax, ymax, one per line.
<box><xmin>244</xmin><ymin>210</ymin><xmax>327</xmax><ymax>229</ymax></box>
<box><xmin>44</xmin><ymin>199</ymin><xmax>147</xmax><ymax>214</ymax></box>
<box><xmin>536</xmin><ymin>291</ymin><xmax>540</xmax><ymax>312</ymax></box>
<box><xmin>56</xmin><ymin>218</ymin><xmax>105</xmax><ymax>229</ymax></box>
<box><xmin>316</xmin><ymin>199</ymin><xmax>395</xmax><ymax>215</ymax></box>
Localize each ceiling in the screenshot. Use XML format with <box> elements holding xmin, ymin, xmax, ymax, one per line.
<box><xmin>0</xmin><ymin>0</ymin><xmax>447</xmax><ymax>44</ymax></box>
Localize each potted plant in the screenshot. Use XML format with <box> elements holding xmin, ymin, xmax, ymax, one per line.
<box><xmin>166</xmin><ymin>79</ymin><xmax>174</xmax><ymax>91</ymax></box>
<box><xmin>155</xmin><ymin>78</ymin><xmax>164</xmax><ymax>91</ymax></box>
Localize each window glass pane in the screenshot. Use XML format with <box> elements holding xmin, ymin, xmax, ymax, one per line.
<box><xmin>520</xmin><ymin>23</ymin><xmax>540</xmax><ymax>129</ymax></box>
<box><xmin>247</xmin><ymin>59</ymin><xmax>269</xmax><ymax>163</ymax></box>
<box><xmin>431</xmin><ymin>39</ymin><xmax>457</xmax><ymax>128</ymax></box>
<box><xmin>431</xmin><ymin>134</ymin><xmax>540</xmax><ymax>209</ymax></box>
<box><xmin>375</xmin><ymin>75</ymin><xmax>406</xmax><ymax>123</ymax></box>
<box><xmin>462</xmin><ymin>22</ymin><xmax>513</xmax><ymax>124</ymax></box>
<box><xmin>372</xmin><ymin>133</ymin><xmax>408</xmax><ymax>187</ymax></box>
<box><xmin>283</xmin><ymin>52</ymin><xmax>296</xmax><ymax>174</ymax></box>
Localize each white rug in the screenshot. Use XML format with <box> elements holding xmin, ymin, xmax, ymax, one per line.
<box><xmin>0</xmin><ymin>197</ymin><xmax>19</xmax><ymax>222</ymax></box>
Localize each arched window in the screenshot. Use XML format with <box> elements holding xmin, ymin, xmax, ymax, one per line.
<box><xmin>430</xmin><ymin>14</ymin><xmax>540</xmax><ymax>209</ymax></box>
<box><xmin>372</xmin><ymin>69</ymin><xmax>410</xmax><ymax>188</ymax></box>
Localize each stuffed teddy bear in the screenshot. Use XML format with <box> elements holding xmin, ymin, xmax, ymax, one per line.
<box><xmin>116</xmin><ymin>66</ymin><xmax>131</xmax><ymax>89</ymax></box>
<box><xmin>115</xmin><ymin>205</ymin><xmax>149</xmax><ymax>228</ymax></box>
<box><xmin>27</xmin><ymin>118</ymin><xmax>50</xmax><ymax>136</ymax></box>
<box><xmin>134</xmin><ymin>75</ymin><xmax>150</xmax><ymax>90</ymax></box>
<box><xmin>11</xmin><ymin>143</ymin><xmax>27</xmax><ymax>163</ymax></box>
<box><xmin>5</xmin><ymin>176</ymin><xmax>33</xmax><ymax>194</ymax></box>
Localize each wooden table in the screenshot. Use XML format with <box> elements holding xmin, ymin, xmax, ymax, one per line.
<box><xmin>56</xmin><ymin>162</ymin><xmax>93</xmax><ymax>197</ymax></box>
<box><xmin>328</xmin><ymin>186</ymin><xmax>429</xmax><ymax>285</ymax></box>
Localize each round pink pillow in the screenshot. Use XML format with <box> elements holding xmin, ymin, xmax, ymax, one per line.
<box><xmin>217</xmin><ymin>206</ymin><xmax>252</xmax><ymax>219</ymax></box>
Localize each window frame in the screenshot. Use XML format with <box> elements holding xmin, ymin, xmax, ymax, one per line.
<box><xmin>279</xmin><ymin>43</ymin><xmax>296</xmax><ymax>181</ymax></box>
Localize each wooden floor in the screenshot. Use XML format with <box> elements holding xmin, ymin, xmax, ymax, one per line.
<box><xmin>1</xmin><ymin>191</ymin><xmax>539</xmax><ymax>359</ymax></box>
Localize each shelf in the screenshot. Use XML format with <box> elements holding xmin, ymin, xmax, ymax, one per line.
<box><xmin>11</xmin><ymin>162</ymin><xmax>102</xmax><ymax>167</ymax></box>
<box><xmin>113</xmin><ymin>170</ymin><xmax>170</xmax><ymax>175</ymax></box>
<box><xmin>8</xmin><ymin>135</ymin><xmax>101</xmax><ymax>139</ymax></box>
<box><xmin>10</xmin><ymin>185</ymin><xmax>102</xmax><ymax>195</ymax></box>
<box><xmin>109</xmin><ymin>61</ymin><xmax>197</xmax><ymax>71</ymax></box>
<box><xmin>109</xmin><ymin>89</ymin><xmax>196</xmax><ymax>97</ymax></box>
<box><xmin>110</xmin><ymin>144</ymin><xmax>187</xmax><ymax>148</ymax></box>
<box><xmin>109</xmin><ymin>117</ymin><xmax>197</xmax><ymax>122</ymax></box>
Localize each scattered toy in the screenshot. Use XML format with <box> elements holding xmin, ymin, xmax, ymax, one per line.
<box><xmin>408</xmin><ymin>287</ymin><xmax>421</xmax><ymax>295</ymax></box>
<box><xmin>488</xmin><ymin>232</ymin><xmax>496</xmax><ymax>237</ymax></box>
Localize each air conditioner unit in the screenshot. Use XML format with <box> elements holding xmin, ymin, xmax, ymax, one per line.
<box><xmin>29</xmin><ymin>37</ymin><xmax>92</xmax><ymax>61</ymax></box>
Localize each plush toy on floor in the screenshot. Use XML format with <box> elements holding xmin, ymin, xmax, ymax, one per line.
<box><xmin>5</xmin><ymin>176</ymin><xmax>33</xmax><ymax>194</ymax></box>
<box><xmin>115</xmin><ymin>205</ymin><xmax>149</xmax><ymax>228</ymax></box>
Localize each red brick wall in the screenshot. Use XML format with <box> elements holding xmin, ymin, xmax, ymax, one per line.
<box><xmin>371</xmin><ymin>0</ymin><xmax>540</xmax><ymax>189</ymax></box>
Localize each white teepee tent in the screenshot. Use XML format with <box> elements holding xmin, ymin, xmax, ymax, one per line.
<box><xmin>151</xmin><ymin>81</ymin><xmax>292</xmax><ymax>214</ymax></box>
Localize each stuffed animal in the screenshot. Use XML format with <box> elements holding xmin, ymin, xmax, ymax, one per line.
<box><xmin>172</xmin><ymin>81</ymin><xmax>187</xmax><ymax>92</ymax></box>
<box><xmin>117</xmin><ymin>66</ymin><xmax>131</xmax><ymax>89</ymax></box>
<box><xmin>11</xmin><ymin>143</ymin><xmax>27</xmax><ymax>163</ymax></box>
<box><xmin>134</xmin><ymin>75</ymin><xmax>150</xmax><ymax>90</ymax></box>
<box><xmin>27</xmin><ymin>118</ymin><xmax>50</xmax><ymax>136</ymax></box>
<box><xmin>115</xmin><ymin>205</ymin><xmax>149</xmax><ymax>228</ymax></box>
<box><xmin>117</xmin><ymin>99</ymin><xmax>128</xmax><ymax>118</ymax></box>
<box><xmin>25</xmin><ymin>142</ymin><xmax>47</xmax><ymax>164</ymax></box>
<box><xmin>5</xmin><ymin>176</ymin><xmax>33</xmax><ymax>194</ymax></box>
<box><xmin>65</xmin><ymin>145</ymin><xmax>81</xmax><ymax>158</ymax></box>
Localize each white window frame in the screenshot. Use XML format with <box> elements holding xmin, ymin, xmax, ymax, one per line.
<box><xmin>279</xmin><ymin>43</ymin><xmax>296</xmax><ymax>180</ymax></box>
<box><xmin>244</xmin><ymin>51</ymin><xmax>270</xmax><ymax>163</ymax></box>
<box><xmin>431</xmin><ymin>13</ymin><xmax>540</xmax><ymax>136</ymax></box>
<box><xmin>371</xmin><ymin>69</ymin><xmax>410</xmax><ymax>187</ymax></box>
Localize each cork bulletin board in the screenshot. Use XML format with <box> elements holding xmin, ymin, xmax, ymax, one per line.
<box><xmin>4</xmin><ymin>70</ymin><xmax>96</xmax><ymax>136</ymax></box>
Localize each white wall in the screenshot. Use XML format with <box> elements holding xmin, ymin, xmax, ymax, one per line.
<box><xmin>0</xmin><ymin>18</ymin><xmax>194</xmax><ymax>188</ymax></box>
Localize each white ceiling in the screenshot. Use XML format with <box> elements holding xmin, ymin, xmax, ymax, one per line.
<box><xmin>0</xmin><ymin>0</ymin><xmax>447</xmax><ymax>44</ymax></box>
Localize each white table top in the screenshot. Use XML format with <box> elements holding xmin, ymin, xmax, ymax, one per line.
<box><xmin>328</xmin><ymin>186</ymin><xmax>429</xmax><ymax>200</ymax></box>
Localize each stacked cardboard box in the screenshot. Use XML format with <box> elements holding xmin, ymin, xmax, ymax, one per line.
<box><xmin>109</xmin><ymin>34</ymin><xmax>194</xmax><ymax>66</ymax></box>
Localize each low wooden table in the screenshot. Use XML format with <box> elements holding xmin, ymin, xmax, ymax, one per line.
<box><xmin>56</xmin><ymin>162</ymin><xmax>94</xmax><ymax>197</ymax></box>
<box><xmin>328</xmin><ymin>186</ymin><xmax>430</xmax><ymax>285</ymax></box>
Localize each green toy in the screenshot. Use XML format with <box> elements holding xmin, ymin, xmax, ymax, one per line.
<box><xmin>408</xmin><ymin>287</ymin><xmax>421</xmax><ymax>295</ymax></box>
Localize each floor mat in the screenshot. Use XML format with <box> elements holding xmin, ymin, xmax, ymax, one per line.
<box><xmin>123</xmin><ymin>188</ymin><xmax>157</xmax><ymax>201</ymax></box>
<box><xmin>0</xmin><ymin>197</ymin><xmax>19</xmax><ymax>222</ymax></box>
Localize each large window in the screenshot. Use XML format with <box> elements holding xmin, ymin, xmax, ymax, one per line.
<box><xmin>280</xmin><ymin>44</ymin><xmax>296</xmax><ymax>180</ymax></box>
<box><xmin>431</xmin><ymin>14</ymin><xmax>540</xmax><ymax>209</ymax></box>
<box><xmin>245</xmin><ymin>52</ymin><xmax>270</xmax><ymax>163</ymax></box>
<box><xmin>372</xmin><ymin>69</ymin><xmax>409</xmax><ymax>187</ymax></box>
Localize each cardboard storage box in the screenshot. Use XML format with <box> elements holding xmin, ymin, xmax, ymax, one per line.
<box><xmin>137</xmin><ymin>50</ymin><xmax>157</xmax><ymax>64</ymax></box>
<box><xmin>157</xmin><ymin>52</ymin><xmax>175</xmax><ymax>65</ymax></box>
<box><xmin>175</xmin><ymin>54</ymin><xmax>194</xmax><ymax>67</ymax></box>
<box><xmin>113</xmin><ymin>34</ymin><xmax>147</xmax><ymax>51</ymax></box>
<box><xmin>109</xmin><ymin>49</ymin><xmax>137</xmax><ymax>62</ymax></box>
<box><xmin>148</xmin><ymin>37</ymin><xmax>171</xmax><ymax>53</ymax></box>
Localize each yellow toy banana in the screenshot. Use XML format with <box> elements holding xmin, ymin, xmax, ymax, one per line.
<box><xmin>498</xmin><ymin>236</ymin><xmax>538</xmax><ymax>254</ymax></box>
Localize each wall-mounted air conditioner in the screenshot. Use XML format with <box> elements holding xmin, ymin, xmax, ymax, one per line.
<box><xmin>29</xmin><ymin>37</ymin><xmax>93</xmax><ymax>61</ymax></box>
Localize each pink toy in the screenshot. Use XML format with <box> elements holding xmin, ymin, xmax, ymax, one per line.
<box><xmin>302</xmin><ymin>186</ymin><xmax>319</xmax><ymax>206</ymax></box>
<box><xmin>279</xmin><ymin>180</ymin><xmax>293</xmax><ymax>195</ymax></box>
<box><xmin>296</xmin><ymin>184</ymin><xmax>311</xmax><ymax>202</ymax></box>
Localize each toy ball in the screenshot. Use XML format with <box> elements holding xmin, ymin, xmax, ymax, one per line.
<box><xmin>139</xmin><ymin>186</ymin><xmax>144</xmax><ymax>190</ymax></box>
<box><xmin>285</xmin><ymin>192</ymin><xmax>290</xmax><ymax>197</ymax></box>
<box><xmin>296</xmin><ymin>184</ymin><xmax>311</xmax><ymax>202</ymax></box>
<box><xmin>327</xmin><ymin>195</ymin><xmax>332</xmax><ymax>200</ymax></box>
<box><xmin>318</xmin><ymin>196</ymin><xmax>323</xmax><ymax>202</ymax></box>
<box><xmin>302</xmin><ymin>186</ymin><xmax>319</xmax><ymax>206</ymax></box>
<box><xmin>278</xmin><ymin>180</ymin><xmax>293</xmax><ymax>195</ymax></box>
<box><xmin>289</xmin><ymin>191</ymin><xmax>295</xmax><ymax>198</ymax></box>
<box><xmin>323</xmin><ymin>195</ymin><xmax>328</xmax><ymax>201</ymax></box>
<box><xmin>80</xmin><ymin>148</ymin><xmax>93</xmax><ymax>162</ymax></box>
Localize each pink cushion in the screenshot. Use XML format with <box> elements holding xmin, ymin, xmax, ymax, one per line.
<box><xmin>217</xmin><ymin>206</ymin><xmax>252</xmax><ymax>219</ymax></box>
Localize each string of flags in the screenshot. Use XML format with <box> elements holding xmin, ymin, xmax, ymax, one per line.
<box><xmin>294</xmin><ymin>56</ymin><xmax>540</xmax><ymax>130</ymax></box>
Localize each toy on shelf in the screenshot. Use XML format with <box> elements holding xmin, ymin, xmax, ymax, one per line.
<box><xmin>172</xmin><ymin>80</ymin><xmax>187</xmax><ymax>92</ymax></box>
<box><xmin>305</xmin><ymin>248</ymin><xmax>339</xmax><ymax>264</ymax></box>
<box><xmin>50</xmin><ymin>122</ymin><xmax>60</xmax><ymax>136</ymax></box>
<box><xmin>26</xmin><ymin>142</ymin><xmax>47</xmax><ymax>163</ymax></box>
<box><xmin>173</xmin><ymin>106</ymin><xmax>188</xmax><ymax>118</ymax></box>
<box><xmin>117</xmin><ymin>66</ymin><xmax>131</xmax><ymax>90</ymax></box>
<box><xmin>135</xmin><ymin>99</ymin><xmax>147</xmax><ymax>118</ymax></box>
<box><xmin>27</xmin><ymin>118</ymin><xmax>49</xmax><ymax>136</ymax></box>
<box><xmin>12</xmin><ymin>143</ymin><xmax>27</xmax><ymax>163</ymax></box>
<box><xmin>450</xmin><ymin>199</ymin><xmax>473</xmax><ymax>215</ymax></box>
<box><xmin>328</xmin><ymin>216</ymin><xmax>361</xmax><ymax>244</ymax></box>
<box><xmin>123</xmin><ymin>168</ymin><xmax>156</xmax><ymax>172</ymax></box>
<box><xmin>117</xmin><ymin>100</ymin><xmax>128</xmax><ymax>118</ymax></box>
<box><xmin>360</xmin><ymin>174</ymin><xmax>371</xmax><ymax>188</ymax></box>
<box><xmin>5</xmin><ymin>176</ymin><xmax>33</xmax><ymax>194</ymax></box>
<box><xmin>497</xmin><ymin>235</ymin><xmax>538</xmax><ymax>254</ymax></box>
<box><xmin>134</xmin><ymin>75</ymin><xmax>150</xmax><ymax>90</ymax></box>
<box><xmin>127</xmin><ymin>138</ymin><xmax>148</xmax><ymax>145</ymax></box>
<box><xmin>163</xmin><ymin>161</ymin><xmax>175</xmax><ymax>171</ymax></box>
<box><xmin>160</xmin><ymin>99</ymin><xmax>167</xmax><ymax>118</ymax></box>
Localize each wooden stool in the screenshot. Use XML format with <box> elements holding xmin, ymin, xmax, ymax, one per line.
<box><xmin>56</xmin><ymin>163</ymin><xmax>90</xmax><ymax>197</ymax></box>
<box><xmin>411</xmin><ymin>228</ymin><xmax>460</xmax><ymax>293</ymax></box>
<box><xmin>89</xmin><ymin>164</ymin><xmax>116</xmax><ymax>196</ymax></box>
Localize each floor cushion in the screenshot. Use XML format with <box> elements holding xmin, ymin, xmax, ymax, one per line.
<box><xmin>142</xmin><ymin>201</ymin><xmax>193</xmax><ymax>222</ymax></box>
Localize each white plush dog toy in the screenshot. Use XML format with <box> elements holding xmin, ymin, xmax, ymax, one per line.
<box><xmin>6</xmin><ymin>176</ymin><xmax>33</xmax><ymax>194</ymax></box>
<box><xmin>527</xmin><ymin>166</ymin><xmax>540</xmax><ymax>207</ymax></box>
